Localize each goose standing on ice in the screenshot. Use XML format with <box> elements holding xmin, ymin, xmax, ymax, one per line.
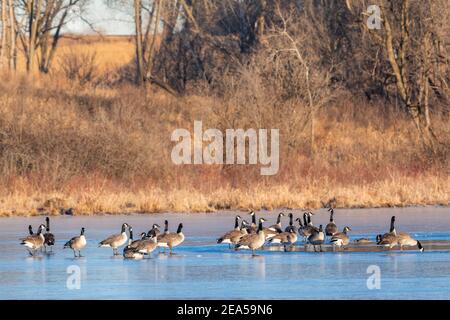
<box><xmin>330</xmin><ymin>226</ymin><xmax>351</xmax><ymax>250</ymax></box>
<box><xmin>393</xmin><ymin>216</ymin><xmax>424</xmax><ymax>252</ymax></box>
<box><xmin>157</xmin><ymin>223</ymin><xmax>185</xmax><ymax>254</ymax></box>
<box><xmin>99</xmin><ymin>223</ymin><xmax>130</xmax><ymax>255</ymax></box>
<box><xmin>44</xmin><ymin>217</ymin><xmax>55</xmax><ymax>252</ymax></box>
<box><xmin>64</xmin><ymin>227</ymin><xmax>87</xmax><ymax>257</ymax></box>
<box><xmin>236</xmin><ymin>218</ymin><xmax>267</xmax><ymax>256</ymax></box>
<box><xmin>377</xmin><ymin>216</ymin><xmax>398</xmax><ymax>249</ymax></box>
<box><xmin>123</xmin><ymin>227</ymin><xmax>144</xmax><ymax>259</ymax></box>
<box><xmin>307</xmin><ymin>225</ymin><xmax>325</xmax><ymax>252</ymax></box>
<box><xmin>133</xmin><ymin>236</ymin><xmax>158</xmax><ymax>258</ymax></box>
<box><xmin>217</xmin><ymin>215</ymin><xmax>242</xmax><ymax>247</ymax></box>
<box><xmin>217</xmin><ymin>219</ymin><xmax>249</xmax><ymax>248</ymax></box>
<box><xmin>301</xmin><ymin>212</ymin><xmax>319</xmax><ymax>241</ymax></box>
<box><xmin>268</xmin><ymin>229</ymin><xmax>298</xmax><ymax>251</ymax></box>
<box><xmin>20</xmin><ymin>224</ymin><xmax>46</xmax><ymax>256</ymax></box>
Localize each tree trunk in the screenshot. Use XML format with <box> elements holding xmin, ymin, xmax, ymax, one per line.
<box><xmin>0</xmin><ymin>0</ymin><xmax>5</xmax><ymax>67</ymax></box>
<box><xmin>134</xmin><ymin>0</ymin><xmax>145</xmax><ymax>85</ymax></box>
<box><xmin>7</xmin><ymin>0</ymin><xmax>15</xmax><ymax>69</ymax></box>
<box><xmin>145</xmin><ymin>0</ymin><xmax>162</xmax><ymax>81</ymax></box>
<box><xmin>27</xmin><ymin>0</ymin><xmax>43</xmax><ymax>73</ymax></box>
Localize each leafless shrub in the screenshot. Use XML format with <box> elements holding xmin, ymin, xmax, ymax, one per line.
<box><xmin>59</xmin><ymin>51</ymin><xmax>98</xmax><ymax>86</ymax></box>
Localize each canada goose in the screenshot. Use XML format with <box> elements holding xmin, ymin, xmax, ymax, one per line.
<box><xmin>147</xmin><ymin>224</ymin><xmax>161</xmax><ymax>238</ymax></box>
<box><xmin>354</xmin><ymin>238</ymin><xmax>372</xmax><ymax>244</ymax></box>
<box><xmin>301</xmin><ymin>212</ymin><xmax>319</xmax><ymax>240</ymax></box>
<box><xmin>157</xmin><ymin>223</ymin><xmax>185</xmax><ymax>254</ymax></box>
<box><xmin>64</xmin><ymin>227</ymin><xmax>87</xmax><ymax>257</ymax></box>
<box><xmin>268</xmin><ymin>229</ymin><xmax>298</xmax><ymax>251</ymax></box>
<box><xmin>123</xmin><ymin>227</ymin><xmax>144</xmax><ymax>259</ymax></box>
<box><xmin>217</xmin><ymin>215</ymin><xmax>243</xmax><ymax>247</ymax></box>
<box><xmin>127</xmin><ymin>229</ymin><xmax>149</xmax><ymax>250</ymax></box>
<box><xmin>330</xmin><ymin>226</ymin><xmax>351</xmax><ymax>249</ymax></box>
<box><xmin>377</xmin><ymin>233</ymin><xmax>398</xmax><ymax>249</ymax></box>
<box><xmin>284</xmin><ymin>213</ymin><xmax>298</xmax><ymax>233</ymax></box>
<box><xmin>220</xmin><ymin>220</ymin><xmax>249</xmax><ymax>249</ymax></box>
<box><xmin>20</xmin><ymin>224</ymin><xmax>46</xmax><ymax>256</ymax></box>
<box><xmin>397</xmin><ymin>232</ymin><xmax>424</xmax><ymax>252</ymax></box>
<box><xmin>325</xmin><ymin>208</ymin><xmax>338</xmax><ymax>237</ymax></box>
<box><xmin>43</xmin><ymin>217</ymin><xmax>55</xmax><ymax>252</ymax></box>
<box><xmin>377</xmin><ymin>216</ymin><xmax>398</xmax><ymax>249</ymax></box>
<box><xmin>28</xmin><ymin>225</ymin><xmax>33</xmax><ymax>235</ymax></box>
<box><xmin>236</xmin><ymin>218</ymin><xmax>267</xmax><ymax>256</ymax></box>
<box><xmin>99</xmin><ymin>223</ymin><xmax>130</xmax><ymax>255</ymax></box>
<box><xmin>268</xmin><ymin>213</ymin><xmax>284</xmax><ymax>233</ymax></box>
<box><xmin>307</xmin><ymin>224</ymin><xmax>325</xmax><ymax>252</ymax></box>
<box><xmin>382</xmin><ymin>215</ymin><xmax>423</xmax><ymax>251</ymax></box>
<box><xmin>133</xmin><ymin>236</ymin><xmax>158</xmax><ymax>257</ymax></box>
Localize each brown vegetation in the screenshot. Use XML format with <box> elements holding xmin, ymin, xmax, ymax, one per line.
<box><xmin>0</xmin><ymin>72</ymin><xmax>448</xmax><ymax>216</ymax></box>
<box><xmin>0</xmin><ymin>1</ymin><xmax>449</xmax><ymax>216</ymax></box>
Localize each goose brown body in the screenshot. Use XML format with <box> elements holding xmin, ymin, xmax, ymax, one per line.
<box><xmin>20</xmin><ymin>224</ymin><xmax>46</xmax><ymax>255</ymax></box>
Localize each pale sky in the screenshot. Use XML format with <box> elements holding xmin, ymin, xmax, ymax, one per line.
<box><xmin>64</xmin><ymin>1</ymin><xmax>135</xmax><ymax>35</ymax></box>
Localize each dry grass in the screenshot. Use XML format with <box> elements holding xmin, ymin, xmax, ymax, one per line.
<box><xmin>0</xmin><ymin>174</ymin><xmax>448</xmax><ymax>217</ymax></box>
<box><xmin>0</xmin><ymin>37</ymin><xmax>448</xmax><ymax>216</ymax></box>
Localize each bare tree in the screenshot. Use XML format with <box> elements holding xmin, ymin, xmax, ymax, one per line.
<box><xmin>14</xmin><ymin>0</ymin><xmax>89</xmax><ymax>74</ymax></box>
<box><xmin>357</xmin><ymin>0</ymin><xmax>449</xmax><ymax>150</ymax></box>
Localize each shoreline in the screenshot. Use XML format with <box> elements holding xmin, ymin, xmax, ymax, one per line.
<box><xmin>0</xmin><ymin>204</ymin><xmax>449</xmax><ymax>218</ymax></box>
<box><xmin>0</xmin><ymin>190</ymin><xmax>450</xmax><ymax>218</ymax></box>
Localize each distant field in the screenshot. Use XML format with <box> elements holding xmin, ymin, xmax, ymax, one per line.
<box><xmin>11</xmin><ymin>35</ymin><xmax>135</xmax><ymax>73</ymax></box>
<box><xmin>58</xmin><ymin>35</ymin><xmax>135</xmax><ymax>70</ymax></box>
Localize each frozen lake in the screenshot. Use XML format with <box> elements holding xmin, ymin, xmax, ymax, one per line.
<box><xmin>1</xmin><ymin>207</ymin><xmax>450</xmax><ymax>300</ymax></box>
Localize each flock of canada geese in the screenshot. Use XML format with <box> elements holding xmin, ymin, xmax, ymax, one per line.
<box><xmin>19</xmin><ymin>208</ymin><xmax>424</xmax><ymax>259</ymax></box>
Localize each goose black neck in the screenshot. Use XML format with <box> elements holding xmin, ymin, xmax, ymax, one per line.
<box><xmin>46</xmin><ymin>217</ymin><xmax>50</xmax><ymax>232</ymax></box>
<box><xmin>28</xmin><ymin>225</ymin><xmax>33</xmax><ymax>235</ymax></box>
<box><xmin>389</xmin><ymin>216</ymin><xmax>396</xmax><ymax>233</ymax></box>
<box><xmin>303</xmin><ymin>214</ymin><xmax>308</xmax><ymax>226</ymax></box>
<box><xmin>417</xmin><ymin>241</ymin><xmax>423</xmax><ymax>251</ymax></box>
<box><xmin>164</xmin><ymin>220</ymin><xmax>169</xmax><ymax>232</ymax></box>
<box><xmin>234</xmin><ymin>216</ymin><xmax>239</xmax><ymax>229</ymax></box>
<box><xmin>257</xmin><ymin>220</ymin><xmax>263</xmax><ymax>233</ymax></box>
<box><xmin>289</xmin><ymin>214</ymin><xmax>293</xmax><ymax>226</ymax></box>
<box><xmin>129</xmin><ymin>229</ymin><xmax>133</xmax><ymax>240</ymax></box>
<box><xmin>80</xmin><ymin>228</ymin><xmax>85</xmax><ymax>236</ymax></box>
<box><xmin>177</xmin><ymin>223</ymin><xmax>183</xmax><ymax>233</ymax></box>
<box><xmin>276</xmin><ymin>214</ymin><xmax>282</xmax><ymax>224</ymax></box>
<box><xmin>121</xmin><ymin>224</ymin><xmax>127</xmax><ymax>233</ymax></box>
<box><xmin>329</xmin><ymin>209</ymin><xmax>334</xmax><ymax>222</ymax></box>
<box><xmin>252</xmin><ymin>214</ymin><xmax>256</xmax><ymax>225</ymax></box>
